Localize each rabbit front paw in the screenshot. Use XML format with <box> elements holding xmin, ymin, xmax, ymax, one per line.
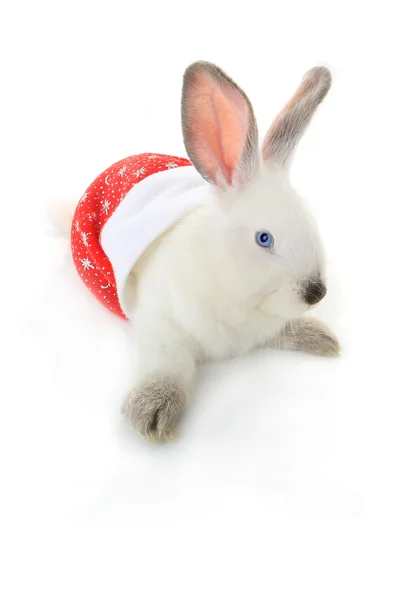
<box><xmin>122</xmin><ymin>375</ymin><xmax>187</xmax><ymax>442</ymax></box>
<box><xmin>270</xmin><ymin>316</ymin><xmax>341</xmax><ymax>356</ymax></box>
<box><xmin>292</xmin><ymin>317</ymin><xmax>341</xmax><ymax>356</ymax></box>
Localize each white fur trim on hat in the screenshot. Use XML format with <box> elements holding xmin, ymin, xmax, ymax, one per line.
<box><xmin>101</xmin><ymin>166</ymin><xmax>206</xmax><ymax>315</ymax></box>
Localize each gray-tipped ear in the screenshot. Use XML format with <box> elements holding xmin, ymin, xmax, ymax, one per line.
<box><xmin>262</xmin><ymin>66</ymin><xmax>332</xmax><ymax>168</ymax></box>
<box><xmin>181</xmin><ymin>61</ymin><xmax>258</xmax><ymax>189</ymax></box>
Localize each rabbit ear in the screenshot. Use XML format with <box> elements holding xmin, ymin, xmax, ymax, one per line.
<box><xmin>262</xmin><ymin>66</ymin><xmax>332</xmax><ymax>168</ymax></box>
<box><xmin>182</xmin><ymin>61</ymin><xmax>258</xmax><ymax>189</ymax></box>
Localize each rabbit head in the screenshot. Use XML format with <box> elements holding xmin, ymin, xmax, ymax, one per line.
<box><xmin>181</xmin><ymin>62</ymin><xmax>331</xmax><ymax>319</ymax></box>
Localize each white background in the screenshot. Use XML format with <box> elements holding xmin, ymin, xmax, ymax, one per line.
<box><xmin>1</xmin><ymin>0</ymin><xmax>400</xmax><ymax>598</ymax></box>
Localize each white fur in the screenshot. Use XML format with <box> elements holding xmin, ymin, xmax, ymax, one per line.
<box><xmin>47</xmin><ymin>198</ymin><xmax>76</xmax><ymax>234</ymax></box>
<box><xmin>127</xmin><ymin>164</ymin><xmax>325</xmax><ymax>390</ymax></box>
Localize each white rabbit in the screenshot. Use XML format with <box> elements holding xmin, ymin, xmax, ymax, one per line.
<box><xmin>118</xmin><ymin>61</ymin><xmax>340</xmax><ymax>441</ymax></box>
<box><xmin>66</xmin><ymin>61</ymin><xmax>339</xmax><ymax>441</ymax></box>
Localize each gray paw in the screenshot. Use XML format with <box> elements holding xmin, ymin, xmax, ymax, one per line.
<box><xmin>122</xmin><ymin>375</ymin><xmax>187</xmax><ymax>442</ymax></box>
<box><xmin>300</xmin><ymin>317</ymin><xmax>341</xmax><ymax>356</ymax></box>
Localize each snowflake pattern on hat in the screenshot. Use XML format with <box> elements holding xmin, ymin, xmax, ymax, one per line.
<box><xmin>71</xmin><ymin>153</ymin><xmax>192</xmax><ymax>319</ymax></box>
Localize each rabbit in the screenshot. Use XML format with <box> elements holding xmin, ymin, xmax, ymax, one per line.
<box><xmin>119</xmin><ymin>61</ymin><xmax>340</xmax><ymax>441</ymax></box>
<box><xmin>68</xmin><ymin>61</ymin><xmax>339</xmax><ymax>442</ymax></box>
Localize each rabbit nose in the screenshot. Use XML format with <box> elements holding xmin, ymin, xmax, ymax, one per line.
<box><xmin>302</xmin><ymin>277</ymin><xmax>327</xmax><ymax>305</ymax></box>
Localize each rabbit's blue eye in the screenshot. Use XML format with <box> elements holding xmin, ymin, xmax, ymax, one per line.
<box><xmin>256</xmin><ymin>231</ymin><xmax>274</xmax><ymax>248</ymax></box>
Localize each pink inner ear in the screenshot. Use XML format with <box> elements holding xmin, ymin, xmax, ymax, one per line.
<box><xmin>187</xmin><ymin>72</ymin><xmax>249</xmax><ymax>185</ymax></box>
